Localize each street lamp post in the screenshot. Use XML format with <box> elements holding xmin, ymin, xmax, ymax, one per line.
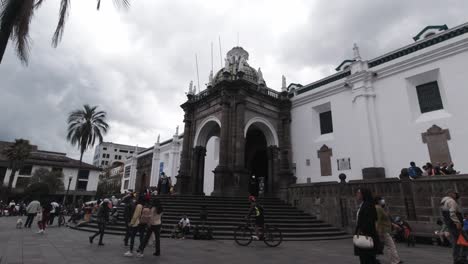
<box><xmin>62</xmin><ymin>176</ymin><xmax>73</xmax><ymax>206</ymax></box>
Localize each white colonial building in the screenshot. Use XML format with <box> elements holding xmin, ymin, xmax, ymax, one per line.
<box><xmin>120</xmin><ymin>23</ymin><xmax>468</xmax><ymax>194</ymax></box>
<box><xmin>0</xmin><ymin>141</ymin><xmax>100</xmax><ymax>196</ymax></box>
<box><xmin>120</xmin><ymin>129</ymin><xmax>184</xmax><ymax>193</ymax></box>
<box><xmin>290</xmin><ymin>23</ymin><xmax>468</xmax><ymax>183</ymax></box>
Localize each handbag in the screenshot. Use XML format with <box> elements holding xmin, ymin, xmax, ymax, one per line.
<box><xmin>353</xmin><ymin>234</ymin><xmax>374</xmax><ymax>249</ymax></box>
<box><xmin>457</xmin><ymin>233</ymin><xmax>468</xmax><ymax>247</ymax></box>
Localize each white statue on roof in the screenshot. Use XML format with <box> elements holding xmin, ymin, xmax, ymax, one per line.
<box><xmin>353</xmin><ymin>43</ymin><xmax>361</xmax><ymax>61</ymax></box>
<box><xmin>188</xmin><ymin>80</ymin><xmax>194</xmax><ymax>95</ymax></box>
<box><xmin>257</xmin><ymin>67</ymin><xmax>265</xmax><ymax>85</ymax></box>
<box><xmin>208</xmin><ymin>70</ymin><xmax>213</xmax><ymax>86</ymax></box>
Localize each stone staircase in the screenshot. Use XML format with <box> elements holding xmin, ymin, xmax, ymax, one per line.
<box><xmin>71</xmin><ymin>195</ymin><xmax>349</xmax><ymax>241</ymax></box>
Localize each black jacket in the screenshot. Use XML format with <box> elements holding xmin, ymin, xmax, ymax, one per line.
<box><xmin>354</xmin><ymin>201</ymin><xmax>381</xmax><ymax>256</ymax></box>
<box><xmin>123</xmin><ymin>200</ymin><xmax>135</xmax><ymax>223</ymax></box>
<box><xmin>96</xmin><ymin>205</ymin><xmax>110</xmax><ymax>223</ymax></box>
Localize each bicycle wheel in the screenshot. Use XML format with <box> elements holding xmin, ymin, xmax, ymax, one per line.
<box><xmin>58</xmin><ymin>215</ymin><xmax>65</xmax><ymax>227</ymax></box>
<box><xmin>263</xmin><ymin>226</ymin><xmax>282</xmax><ymax>247</ymax></box>
<box><xmin>234</xmin><ymin>225</ymin><xmax>253</xmax><ymax>246</ymax></box>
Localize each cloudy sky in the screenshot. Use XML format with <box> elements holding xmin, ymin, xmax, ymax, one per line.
<box><xmin>1</xmin><ymin>0</ymin><xmax>467</xmax><ymax>163</ymax></box>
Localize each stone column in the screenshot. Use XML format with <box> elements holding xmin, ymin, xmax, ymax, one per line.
<box><xmin>213</xmin><ymin>94</ymin><xmax>231</xmax><ymax>195</ymax></box>
<box><xmin>267</xmin><ymin>146</ymin><xmax>280</xmax><ymax>194</ymax></box>
<box><xmin>191</xmin><ymin>146</ymin><xmax>206</xmax><ymax>195</ymax></box>
<box><xmin>176</xmin><ymin>112</ymin><xmax>193</xmax><ymax>194</ymax></box>
<box><xmin>233</xmin><ymin>99</ymin><xmax>249</xmax><ymax>195</ymax></box>
<box><xmin>277</xmin><ymin>109</ymin><xmax>294</xmax><ymax>200</ymax></box>
<box><xmin>197</xmin><ymin>147</ymin><xmax>207</xmax><ymax>195</ymax></box>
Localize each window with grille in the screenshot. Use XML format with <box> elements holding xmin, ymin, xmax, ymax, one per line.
<box><xmin>416</xmin><ymin>81</ymin><xmax>443</xmax><ymax>113</ymax></box>
<box><xmin>319</xmin><ymin>111</ymin><xmax>333</xmax><ymax>134</ymax></box>
<box><xmin>124</xmin><ymin>166</ymin><xmax>131</xmax><ymax>178</ymax></box>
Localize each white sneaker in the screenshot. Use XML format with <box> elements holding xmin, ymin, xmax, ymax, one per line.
<box><xmin>124</xmin><ymin>251</ymin><xmax>133</xmax><ymax>257</ymax></box>
<box><xmin>136</xmin><ymin>253</ymin><xmax>144</xmax><ymax>258</ymax></box>
<box><xmin>36</xmin><ymin>229</ymin><xmax>44</xmax><ymax>234</ymax></box>
<box><xmin>252</xmin><ymin>235</ymin><xmax>259</xmax><ymax>240</ymax></box>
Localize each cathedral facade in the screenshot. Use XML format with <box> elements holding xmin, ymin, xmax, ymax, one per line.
<box><xmin>122</xmin><ymin>23</ymin><xmax>468</xmax><ymax>197</ymax></box>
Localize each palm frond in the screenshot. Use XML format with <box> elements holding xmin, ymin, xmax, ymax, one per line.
<box><xmin>0</xmin><ymin>0</ymin><xmax>29</xmax><ymax>64</ymax></box>
<box><xmin>11</xmin><ymin>0</ymin><xmax>34</xmax><ymax>64</ymax></box>
<box><xmin>52</xmin><ymin>0</ymin><xmax>70</xmax><ymax>48</ymax></box>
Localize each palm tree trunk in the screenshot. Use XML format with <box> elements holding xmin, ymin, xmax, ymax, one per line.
<box><xmin>72</xmin><ymin>151</ymin><xmax>84</xmax><ymax>205</ymax></box>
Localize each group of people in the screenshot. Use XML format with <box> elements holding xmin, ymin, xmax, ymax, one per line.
<box><xmin>19</xmin><ymin>199</ymin><xmax>62</xmax><ymax>233</ymax></box>
<box><xmin>408</xmin><ymin>161</ymin><xmax>459</xmax><ymax>179</ymax></box>
<box><xmin>354</xmin><ymin>188</ymin><xmax>467</xmax><ymax>264</ymax></box>
<box><xmin>0</xmin><ymin>200</ymin><xmax>27</xmax><ymax>216</ymax></box>
<box><xmin>90</xmin><ymin>192</ymin><xmax>164</xmax><ymax>258</ymax></box>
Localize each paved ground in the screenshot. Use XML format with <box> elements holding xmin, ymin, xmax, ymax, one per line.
<box><xmin>0</xmin><ymin>217</ymin><xmax>452</xmax><ymax>264</ymax></box>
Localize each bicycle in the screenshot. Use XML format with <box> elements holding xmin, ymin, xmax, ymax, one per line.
<box><xmin>234</xmin><ymin>219</ymin><xmax>282</xmax><ymax>247</ymax></box>
<box><xmin>57</xmin><ymin>209</ymin><xmax>66</xmax><ymax>227</ymax></box>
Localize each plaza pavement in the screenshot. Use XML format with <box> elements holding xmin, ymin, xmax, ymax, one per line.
<box><xmin>0</xmin><ymin>217</ymin><xmax>451</xmax><ymax>264</ymax></box>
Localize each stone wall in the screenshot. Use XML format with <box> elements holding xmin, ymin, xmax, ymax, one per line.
<box><xmin>287</xmin><ymin>174</ymin><xmax>468</xmax><ymax>234</ymax></box>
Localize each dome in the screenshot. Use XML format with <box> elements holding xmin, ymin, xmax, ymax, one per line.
<box><xmin>213</xmin><ymin>46</ymin><xmax>262</xmax><ymax>85</ymax></box>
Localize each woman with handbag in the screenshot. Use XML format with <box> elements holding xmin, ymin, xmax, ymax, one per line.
<box><xmin>354</xmin><ymin>188</ymin><xmax>381</xmax><ymax>264</ymax></box>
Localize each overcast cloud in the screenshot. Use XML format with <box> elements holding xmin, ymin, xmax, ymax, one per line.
<box><xmin>1</xmin><ymin>0</ymin><xmax>467</xmax><ymax>163</ymax></box>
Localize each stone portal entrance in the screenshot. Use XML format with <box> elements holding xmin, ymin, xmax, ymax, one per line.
<box><xmin>176</xmin><ymin>46</ymin><xmax>295</xmax><ymax>198</ymax></box>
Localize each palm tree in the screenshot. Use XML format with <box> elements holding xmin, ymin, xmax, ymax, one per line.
<box><xmin>3</xmin><ymin>138</ymin><xmax>33</xmax><ymax>190</ymax></box>
<box><xmin>67</xmin><ymin>104</ymin><xmax>109</xmax><ymax>166</ymax></box>
<box><xmin>0</xmin><ymin>0</ymin><xmax>130</xmax><ymax>64</ymax></box>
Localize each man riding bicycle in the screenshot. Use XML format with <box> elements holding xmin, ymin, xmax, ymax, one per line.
<box><xmin>245</xmin><ymin>196</ymin><xmax>264</xmax><ymax>240</ymax></box>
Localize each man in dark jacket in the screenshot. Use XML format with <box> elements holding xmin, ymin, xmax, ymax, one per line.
<box><xmin>89</xmin><ymin>199</ymin><xmax>110</xmax><ymax>246</ymax></box>
<box><xmin>122</xmin><ymin>194</ymin><xmax>136</xmax><ymax>246</ymax></box>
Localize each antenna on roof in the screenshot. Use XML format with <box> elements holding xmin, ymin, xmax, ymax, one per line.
<box><xmin>218</xmin><ymin>35</ymin><xmax>223</xmax><ymax>69</ymax></box>
<box><xmin>195</xmin><ymin>54</ymin><xmax>200</xmax><ymax>93</ymax></box>
<box><xmin>211</xmin><ymin>42</ymin><xmax>213</xmax><ymax>73</ymax></box>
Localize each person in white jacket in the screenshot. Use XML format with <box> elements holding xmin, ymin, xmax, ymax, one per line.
<box><xmin>25</xmin><ymin>200</ymin><xmax>41</xmax><ymax>228</ymax></box>
<box><xmin>441</xmin><ymin>189</ymin><xmax>467</xmax><ymax>264</ymax></box>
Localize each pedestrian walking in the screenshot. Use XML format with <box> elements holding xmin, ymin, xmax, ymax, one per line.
<box><xmin>137</xmin><ymin>198</ymin><xmax>163</xmax><ymax>257</ymax></box>
<box><xmin>441</xmin><ymin>189</ymin><xmax>467</xmax><ymax>264</ymax></box>
<box><xmin>48</xmin><ymin>201</ymin><xmax>60</xmax><ymax>225</ymax></box>
<box><xmin>122</xmin><ymin>194</ymin><xmax>136</xmax><ymax>246</ymax></box>
<box><xmin>375</xmin><ymin>196</ymin><xmax>402</xmax><ymax>264</ymax></box>
<box><xmin>25</xmin><ymin>199</ymin><xmax>41</xmax><ymax>228</ymax></box>
<box><xmin>354</xmin><ymin>188</ymin><xmax>381</xmax><ymax>264</ymax></box>
<box><xmin>89</xmin><ymin>199</ymin><xmax>110</xmax><ymax>246</ymax></box>
<box><xmin>37</xmin><ymin>201</ymin><xmax>51</xmax><ymax>234</ymax></box>
<box><xmin>124</xmin><ymin>195</ymin><xmax>149</xmax><ymax>257</ymax></box>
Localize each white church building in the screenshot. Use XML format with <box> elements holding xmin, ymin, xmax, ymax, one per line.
<box><xmin>120</xmin><ymin>22</ymin><xmax>468</xmax><ymax>194</ymax></box>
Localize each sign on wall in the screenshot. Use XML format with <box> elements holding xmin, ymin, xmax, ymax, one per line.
<box><xmin>337</xmin><ymin>158</ymin><xmax>351</xmax><ymax>171</ymax></box>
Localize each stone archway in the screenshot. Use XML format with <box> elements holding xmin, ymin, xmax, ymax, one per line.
<box><xmin>244</xmin><ymin>118</ymin><xmax>280</xmax><ymax>195</ymax></box>
<box><xmin>176</xmin><ymin>46</ymin><xmax>294</xmax><ymax>198</ymax></box>
<box><xmin>191</xmin><ymin>116</ymin><xmax>221</xmax><ymax>195</ymax></box>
